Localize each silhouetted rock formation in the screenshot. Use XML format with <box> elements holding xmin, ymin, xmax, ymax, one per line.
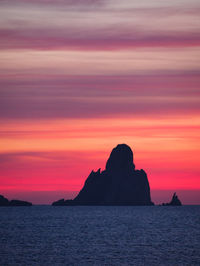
<box><xmin>52</xmin><ymin>144</ymin><xmax>154</xmax><ymax>206</ymax></box>
<box><xmin>9</xmin><ymin>200</ymin><xmax>32</xmax><ymax>206</ymax></box>
<box><xmin>52</xmin><ymin>199</ymin><xmax>75</xmax><ymax>206</ymax></box>
<box><xmin>0</xmin><ymin>195</ymin><xmax>9</xmax><ymax>206</ymax></box>
<box><xmin>162</xmin><ymin>193</ymin><xmax>182</xmax><ymax>206</ymax></box>
<box><xmin>52</xmin><ymin>199</ymin><xmax>65</xmax><ymax>206</ymax></box>
<box><xmin>0</xmin><ymin>195</ymin><xmax>32</xmax><ymax>206</ymax></box>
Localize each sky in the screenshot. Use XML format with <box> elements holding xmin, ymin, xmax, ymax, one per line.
<box><xmin>0</xmin><ymin>0</ymin><xmax>200</xmax><ymax>204</ymax></box>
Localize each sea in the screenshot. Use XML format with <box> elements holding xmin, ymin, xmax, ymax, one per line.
<box><xmin>0</xmin><ymin>206</ymin><xmax>199</xmax><ymax>266</ymax></box>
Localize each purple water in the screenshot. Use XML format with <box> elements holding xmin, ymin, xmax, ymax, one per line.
<box><xmin>0</xmin><ymin>206</ymin><xmax>199</xmax><ymax>265</ymax></box>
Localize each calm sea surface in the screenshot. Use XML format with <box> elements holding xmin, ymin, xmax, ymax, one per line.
<box><xmin>0</xmin><ymin>206</ymin><xmax>199</xmax><ymax>265</ymax></box>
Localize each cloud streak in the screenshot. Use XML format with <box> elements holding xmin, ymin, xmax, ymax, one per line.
<box><xmin>1</xmin><ymin>95</ymin><xmax>199</xmax><ymax>119</ymax></box>
<box><xmin>1</xmin><ymin>0</ymin><xmax>200</xmax><ymax>50</ymax></box>
<box><xmin>1</xmin><ymin>29</ymin><xmax>200</xmax><ymax>51</ymax></box>
<box><xmin>0</xmin><ymin>0</ymin><xmax>200</xmax><ymax>203</ymax></box>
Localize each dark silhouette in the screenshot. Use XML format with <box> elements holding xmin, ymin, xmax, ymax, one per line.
<box><xmin>9</xmin><ymin>200</ymin><xmax>32</xmax><ymax>206</ymax></box>
<box><xmin>0</xmin><ymin>195</ymin><xmax>9</xmax><ymax>206</ymax></box>
<box><xmin>52</xmin><ymin>144</ymin><xmax>154</xmax><ymax>206</ymax></box>
<box><xmin>52</xmin><ymin>199</ymin><xmax>65</xmax><ymax>206</ymax></box>
<box><xmin>162</xmin><ymin>193</ymin><xmax>182</xmax><ymax>206</ymax></box>
<box><xmin>52</xmin><ymin>199</ymin><xmax>75</xmax><ymax>206</ymax></box>
<box><xmin>0</xmin><ymin>195</ymin><xmax>32</xmax><ymax>206</ymax></box>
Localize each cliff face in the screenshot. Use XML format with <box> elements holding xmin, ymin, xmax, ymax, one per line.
<box><xmin>72</xmin><ymin>144</ymin><xmax>154</xmax><ymax>206</ymax></box>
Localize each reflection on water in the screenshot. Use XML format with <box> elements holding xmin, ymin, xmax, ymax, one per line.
<box><xmin>0</xmin><ymin>206</ymin><xmax>199</xmax><ymax>265</ymax></box>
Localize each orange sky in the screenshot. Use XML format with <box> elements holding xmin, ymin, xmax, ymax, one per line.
<box><xmin>1</xmin><ymin>115</ymin><xmax>200</xmax><ymax>204</ymax></box>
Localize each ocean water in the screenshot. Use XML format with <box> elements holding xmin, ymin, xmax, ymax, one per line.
<box><xmin>0</xmin><ymin>206</ymin><xmax>199</xmax><ymax>266</ymax></box>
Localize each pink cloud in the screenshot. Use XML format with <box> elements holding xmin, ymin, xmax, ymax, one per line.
<box><xmin>1</xmin><ymin>0</ymin><xmax>200</xmax><ymax>50</ymax></box>
<box><xmin>0</xmin><ymin>28</ymin><xmax>200</xmax><ymax>50</ymax></box>
<box><xmin>1</xmin><ymin>72</ymin><xmax>200</xmax><ymax>119</ymax></box>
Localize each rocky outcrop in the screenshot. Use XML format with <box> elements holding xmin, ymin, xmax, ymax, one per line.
<box><xmin>9</xmin><ymin>200</ymin><xmax>32</xmax><ymax>206</ymax></box>
<box><xmin>52</xmin><ymin>199</ymin><xmax>75</xmax><ymax>206</ymax></box>
<box><xmin>162</xmin><ymin>193</ymin><xmax>182</xmax><ymax>206</ymax></box>
<box><xmin>52</xmin><ymin>144</ymin><xmax>154</xmax><ymax>206</ymax></box>
<box><xmin>52</xmin><ymin>199</ymin><xmax>66</xmax><ymax>206</ymax></box>
<box><xmin>0</xmin><ymin>195</ymin><xmax>9</xmax><ymax>206</ymax></box>
<box><xmin>0</xmin><ymin>195</ymin><xmax>32</xmax><ymax>206</ymax></box>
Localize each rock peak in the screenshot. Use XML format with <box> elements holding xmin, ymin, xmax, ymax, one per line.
<box><xmin>162</xmin><ymin>192</ymin><xmax>182</xmax><ymax>206</ymax></box>
<box><xmin>106</xmin><ymin>144</ymin><xmax>135</xmax><ymax>171</ymax></box>
<box><xmin>52</xmin><ymin>144</ymin><xmax>154</xmax><ymax>206</ymax></box>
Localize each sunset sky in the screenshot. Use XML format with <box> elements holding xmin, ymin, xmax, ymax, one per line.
<box><xmin>0</xmin><ymin>0</ymin><xmax>200</xmax><ymax>204</ymax></box>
